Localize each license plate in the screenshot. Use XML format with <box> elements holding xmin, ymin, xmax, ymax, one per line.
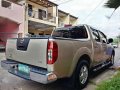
<box><xmin>18</xmin><ymin>64</ymin><xmax>30</xmax><ymax>74</ymax></box>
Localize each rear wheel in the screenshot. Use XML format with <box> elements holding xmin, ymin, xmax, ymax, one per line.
<box><xmin>74</xmin><ymin>60</ymin><xmax>89</xmax><ymax>89</ymax></box>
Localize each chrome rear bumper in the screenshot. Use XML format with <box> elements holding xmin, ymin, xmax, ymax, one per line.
<box><xmin>1</xmin><ymin>60</ymin><xmax>57</xmax><ymax>84</ymax></box>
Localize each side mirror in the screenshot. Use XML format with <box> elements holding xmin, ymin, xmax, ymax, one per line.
<box><xmin>108</xmin><ymin>38</ymin><xmax>113</xmax><ymax>43</ymax></box>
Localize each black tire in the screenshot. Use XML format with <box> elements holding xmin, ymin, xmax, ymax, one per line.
<box><xmin>74</xmin><ymin>60</ymin><xmax>90</xmax><ymax>90</ymax></box>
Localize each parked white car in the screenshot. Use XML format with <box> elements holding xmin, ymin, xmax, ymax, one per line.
<box><xmin>112</xmin><ymin>43</ymin><xmax>118</xmax><ymax>48</ymax></box>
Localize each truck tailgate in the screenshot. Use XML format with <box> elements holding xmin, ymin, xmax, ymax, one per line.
<box><xmin>6</xmin><ymin>38</ymin><xmax>48</xmax><ymax>68</ymax></box>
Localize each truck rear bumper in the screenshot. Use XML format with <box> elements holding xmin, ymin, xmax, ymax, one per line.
<box><xmin>1</xmin><ymin>60</ymin><xmax>57</xmax><ymax>84</ymax></box>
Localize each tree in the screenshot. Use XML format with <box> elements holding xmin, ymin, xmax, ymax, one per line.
<box><xmin>105</xmin><ymin>0</ymin><xmax>120</xmax><ymax>9</ymax></box>
<box><xmin>105</xmin><ymin>0</ymin><xmax>120</xmax><ymax>19</ymax></box>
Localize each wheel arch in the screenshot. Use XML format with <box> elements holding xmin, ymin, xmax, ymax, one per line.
<box><xmin>79</xmin><ymin>54</ymin><xmax>91</xmax><ymax>65</ymax></box>
<box><xmin>69</xmin><ymin>54</ymin><xmax>91</xmax><ymax>77</ymax></box>
<box><xmin>68</xmin><ymin>54</ymin><xmax>91</xmax><ymax>89</ymax></box>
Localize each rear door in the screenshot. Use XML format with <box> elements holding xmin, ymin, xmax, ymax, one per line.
<box><xmin>6</xmin><ymin>38</ymin><xmax>48</xmax><ymax>68</ymax></box>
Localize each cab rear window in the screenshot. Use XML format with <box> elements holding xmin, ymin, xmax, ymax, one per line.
<box><xmin>52</xmin><ymin>26</ymin><xmax>88</xmax><ymax>39</ymax></box>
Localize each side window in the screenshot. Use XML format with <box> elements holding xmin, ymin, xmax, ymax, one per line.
<box><xmin>28</xmin><ymin>4</ymin><xmax>33</xmax><ymax>17</ymax></box>
<box><xmin>99</xmin><ymin>32</ymin><xmax>107</xmax><ymax>43</ymax></box>
<box><xmin>91</xmin><ymin>28</ymin><xmax>100</xmax><ymax>42</ymax></box>
<box><xmin>2</xmin><ymin>0</ymin><xmax>12</xmax><ymax>9</ymax></box>
<box><xmin>70</xmin><ymin>26</ymin><xmax>88</xmax><ymax>39</ymax></box>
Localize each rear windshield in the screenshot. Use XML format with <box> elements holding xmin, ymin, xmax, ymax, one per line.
<box><xmin>52</xmin><ymin>26</ymin><xmax>88</xmax><ymax>39</ymax></box>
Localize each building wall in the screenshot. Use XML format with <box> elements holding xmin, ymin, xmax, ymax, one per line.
<box><xmin>26</xmin><ymin>0</ymin><xmax>58</xmax><ymax>35</ymax></box>
<box><xmin>29</xmin><ymin>28</ymin><xmax>53</xmax><ymax>35</ymax></box>
<box><xmin>27</xmin><ymin>0</ymin><xmax>58</xmax><ymax>23</ymax></box>
<box><xmin>0</xmin><ymin>0</ymin><xmax>25</xmax><ymax>34</ymax></box>
<box><xmin>70</xmin><ymin>19</ymin><xmax>78</xmax><ymax>26</ymax></box>
<box><xmin>59</xmin><ymin>17</ymin><xmax>66</xmax><ymax>27</ymax></box>
<box><xmin>58</xmin><ymin>14</ymin><xmax>78</xmax><ymax>27</ymax></box>
<box><xmin>27</xmin><ymin>0</ymin><xmax>48</xmax><ymax>17</ymax></box>
<box><xmin>0</xmin><ymin>19</ymin><xmax>19</xmax><ymax>45</ymax></box>
<box><xmin>0</xmin><ymin>0</ymin><xmax>25</xmax><ymax>46</ymax></box>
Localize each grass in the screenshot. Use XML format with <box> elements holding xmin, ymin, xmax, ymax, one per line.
<box><xmin>96</xmin><ymin>72</ymin><xmax>120</xmax><ymax>90</ymax></box>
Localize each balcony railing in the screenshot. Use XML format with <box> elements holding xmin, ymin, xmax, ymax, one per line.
<box><xmin>28</xmin><ymin>10</ymin><xmax>56</xmax><ymax>24</ymax></box>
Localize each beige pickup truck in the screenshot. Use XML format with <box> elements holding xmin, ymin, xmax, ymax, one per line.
<box><xmin>1</xmin><ymin>25</ymin><xmax>115</xmax><ymax>89</ymax></box>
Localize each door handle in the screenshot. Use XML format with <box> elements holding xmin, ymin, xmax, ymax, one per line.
<box><xmin>94</xmin><ymin>45</ymin><xmax>98</xmax><ymax>48</ymax></box>
<box><xmin>94</xmin><ymin>43</ymin><xmax>99</xmax><ymax>48</ymax></box>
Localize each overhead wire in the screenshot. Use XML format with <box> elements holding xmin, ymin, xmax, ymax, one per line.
<box><xmin>81</xmin><ymin>0</ymin><xmax>106</xmax><ymax>23</ymax></box>
<box><xmin>52</xmin><ymin>0</ymin><xmax>63</xmax><ymax>3</ymax></box>
<box><xmin>52</xmin><ymin>0</ymin><xmax>74</xmax><ymax>5</ymax></box>
<box><xmin>58</xmin><ymin>0</ymin><xmax>74</xmax><ymax>5</ymax></box>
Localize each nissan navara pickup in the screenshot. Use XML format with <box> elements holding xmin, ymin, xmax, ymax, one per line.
<box><xmin>1</xmin><ymin>25</ymin><xmax>115</xmax><ymax>89</ymax></box>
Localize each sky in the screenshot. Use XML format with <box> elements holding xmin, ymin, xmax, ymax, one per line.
<box><xmin>50</xmin><ymin>0</ymin><xmax>120</xmax><ymax>38</ymax></box>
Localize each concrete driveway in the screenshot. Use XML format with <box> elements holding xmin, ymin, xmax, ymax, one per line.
<box><xmin>0</xmin><ymin>48</ymin><xmax>120</xmax><ymax>90</ymax></box>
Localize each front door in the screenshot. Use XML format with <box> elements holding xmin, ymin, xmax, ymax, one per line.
<box><xmin>91</xmin><ymin>28</ymin><xmax>103</xmax><ymax>65</ymax></box>
<box><xmin>99</xmin><ymin>31</ymin><xmax>110</xmax><ymax>61</ymax></box>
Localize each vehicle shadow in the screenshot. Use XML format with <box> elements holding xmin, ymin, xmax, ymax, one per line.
<box><xmin>18</xmin><ymin>79</ymin><xmax>72</xmax><ymax>90</ymax></box>
<box><xmin>20</xmin><ymin>66</ymin><xmax>113</xmax><ymax>90</ymax></box>
<box><xmin>0</xmin><ymin>64</ymin><xmax>114</xmax><ymax>90</ymax></box>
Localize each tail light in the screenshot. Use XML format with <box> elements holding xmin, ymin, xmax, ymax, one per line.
<box><xmin>47</xmin><ymin>41</ymin><xmax>58</xmax><ymax>64</ymax></box>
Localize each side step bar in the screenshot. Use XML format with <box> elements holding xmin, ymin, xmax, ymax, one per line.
<box><xmin>92</xmin><ymin>61</ymin><xmax>111</xmax><ymax>72</ymax></box>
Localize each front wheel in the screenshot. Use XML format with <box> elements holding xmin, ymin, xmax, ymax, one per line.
<box><xmin>75</xmin><ymin>60</ymin><xmax>89</xmax><ymax>89</ymax></box>
<box><xmin>110</xmin><ymin>54</ymin><xmax>114</xmax><ymax>66</ymax></box>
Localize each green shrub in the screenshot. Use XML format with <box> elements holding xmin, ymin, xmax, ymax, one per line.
<box><xmin>96</xmin><ymin>72</ymin><xmax>120</xmax><ymax>90</ymax></box>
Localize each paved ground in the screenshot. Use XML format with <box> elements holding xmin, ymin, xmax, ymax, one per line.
<box><xmin>0</xmin><ymin>47</ymin><xmax>120</xmax><ymax>90</ymax></box>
